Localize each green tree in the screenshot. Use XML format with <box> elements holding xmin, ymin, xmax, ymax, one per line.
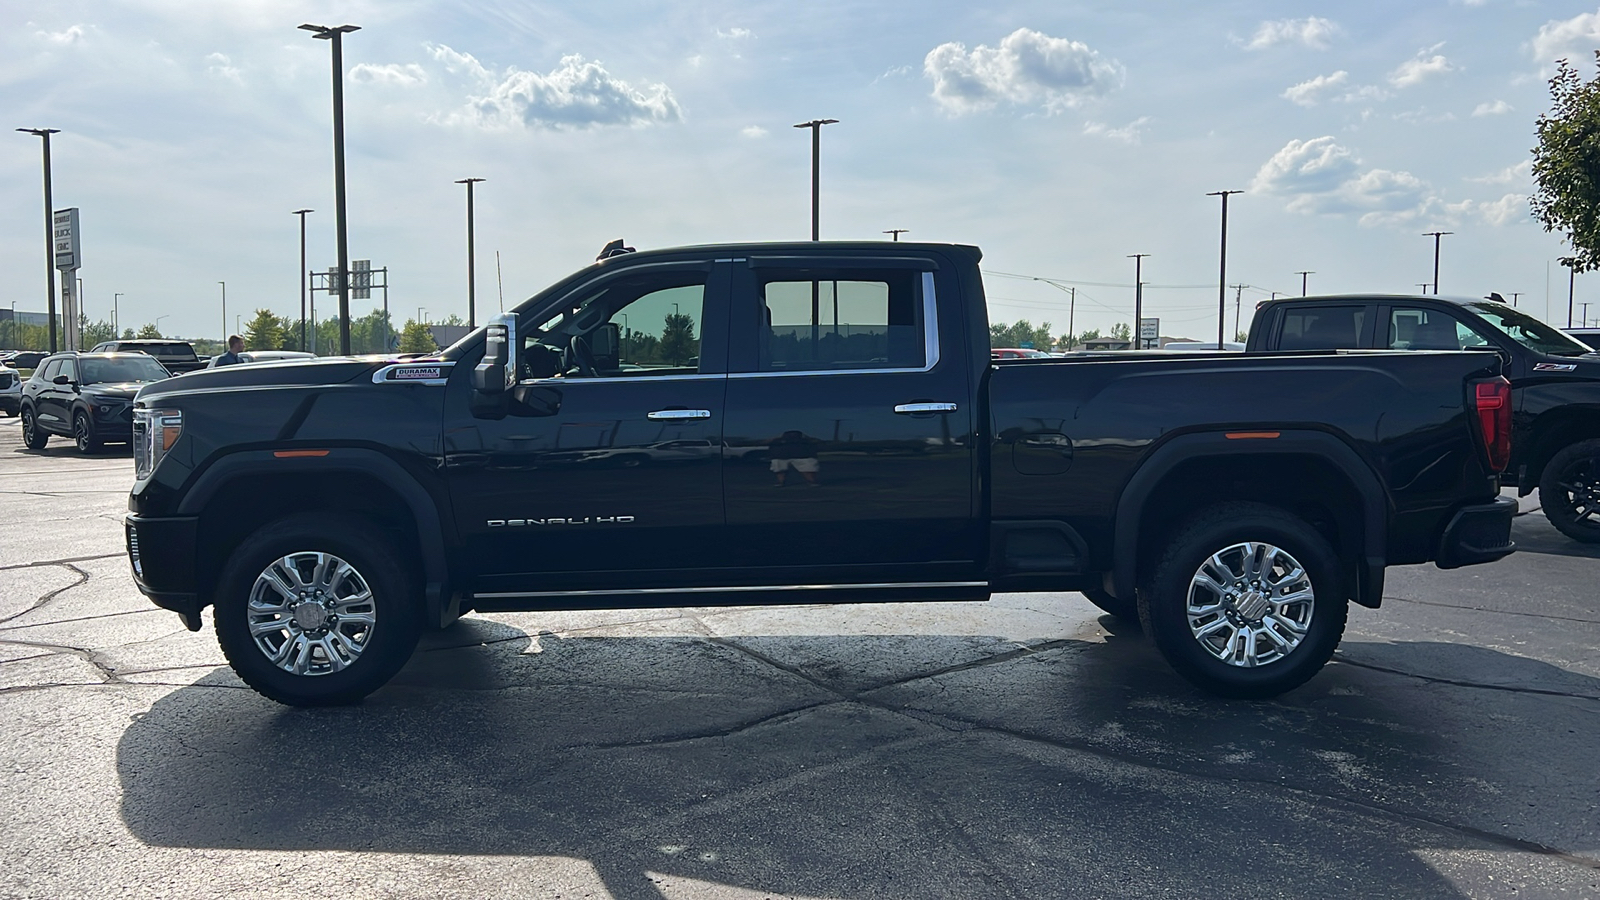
<box><xmin>243</xmin><ymin>308</ymin><xmax>285</xmax><ymax>350</ymax></box>
<box><xmin>659</xmin><ymin>312</ymin><xmax>698</xmax><ymax>366</ymax></box>
<box><xmin>136</xmin><ymin>323</ymin><xmax>163</xmax><ymax>339</ymax></box>
<box><xmin>120</xmin><ymin>327</ymin><xmax>135</xmax><ymax>340</ymax></box>
<box><xmin>1532</xmin><ymin>52</ymin><xmax>1600</xmax><ymax>271</ymax></box>
<box><xmin>80</xmin><ymin>317</ymin><xmax>116</xmax><ymax>346</ymax></box>
<box><xmin>397</xmin><ymin>319</ymin><xmax>437</xmax><ymax>354</ymax></box>
<box><xmin>1109</xmin><ymin>322</ymin><xmax>1131</xmax><ymax>342</ymax></box>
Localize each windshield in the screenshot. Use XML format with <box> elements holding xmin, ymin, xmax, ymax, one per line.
<box><xmin>1461</xmin><ymin>301</ymin><xmax>1594</xmax><ymax>357</ymax></box>
<box><xmin>80</xmin><ymin>356</ymin><xmax>170</xmax><ymax>385</ymax></box>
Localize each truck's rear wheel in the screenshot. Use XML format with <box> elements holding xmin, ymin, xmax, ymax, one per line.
<box><xmin>1138</xmin><ymin>503</ymin><xmax>1346</xmax><ymax>699</ymax></box>
<box><xmin>215</xmin><ymin>514</ymin><xmax>421</xmax><ymax>706</ymax></box>
<box><xmin>1538</xmin><ymin>439</ymin><xmax>1600</xmax><ymax>544</ymax></box>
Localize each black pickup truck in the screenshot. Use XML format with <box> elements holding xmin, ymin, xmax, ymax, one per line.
<box><xmin>126</xmin><ymin>242</ymin><xmax>1516</xmax><ymax>706</ymax></box>
<box><xmin>1247</xmin><ymin>294</ymin><xmax>1600</xmax><ymax>543</ymax></box>
<box><xmin>91</xmin><ymin>339</ymin><xmax>209</xmax><ymax>374</ymax></box>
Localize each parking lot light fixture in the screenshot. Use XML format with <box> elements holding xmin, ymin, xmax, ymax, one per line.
<box><xmin>293</xmin><ymin>209</ymin><xmax>313</xmax><ymax>351</ymax></box>
<box><xmin>17</xmin><ymin>127</ymin><xmax>61</xmax><ymax>353</ymax></box>
<box><xmin>300</xmin><ymin>23</ymin><xmax>361</xmax><ymax>355</ymax></box>
<box><xmin>793</xmin><ymin>119</ymin><xmax>838</xmax><ymax>240</ymax></box>
<box><xmin>1424</xmin><ymin>231</ymin><xmax>1452</xmax><ymax>294</ymax></box>
<box><xmin>1208</xmin><ymin>190</ymin><xmax>1243</xmax><ymax>347</ymax></box>
<box><xmin>455</xmin><ymin>178</ymin><xmax>486</xmax><ymax>328</ymax></box>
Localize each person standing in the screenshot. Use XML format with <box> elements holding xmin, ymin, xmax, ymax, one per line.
<box><xmin>214</xmin><ymin>335</ymin><xmax>245</xmax><ymax>367</ymax></box>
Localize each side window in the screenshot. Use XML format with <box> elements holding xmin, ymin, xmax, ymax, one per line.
<box><xmin>756</xmin><ymin>267</ymin><xmax>927</xmax><ymax>372</ymax></box>
<box><xmin>59</xmin><ymin>359</ymin><xmax>77</xmax><ymax>382</ymax></box>
<box><xmin>1277</xmin><ymin>305</ymin><xmax>1365</xmax><ymax>350</ymax></box>
<box><xmin>38</xmin><ymin>360</ymin><xmax>60</xmax><ymax>382</ymax></box>
<box><xmin>522</xmin><ymin>270</ymin><xmax>707</xmax><ymax>379</ymax></box>
<box><xmin>1387</xmin><ymin>308</ymin><xmax>1471</xmax><ymax>350</ymax></box>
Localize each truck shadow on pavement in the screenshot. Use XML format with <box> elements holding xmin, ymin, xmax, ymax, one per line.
<box><xmin>116</xmin><ymin>617</ymin><xmax>1600</xmax><ymax>899</ymax></box>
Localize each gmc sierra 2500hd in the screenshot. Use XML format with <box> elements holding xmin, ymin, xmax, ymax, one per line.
<box><xmin>125</xmin><ymin>241</ymin><xmax>1517</xmax><ymax>706</ymax></box>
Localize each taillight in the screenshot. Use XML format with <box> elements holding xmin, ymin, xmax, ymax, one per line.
<box><xmin>1472</xmin><ymin>377</ymin><xmax>1512</xmax><ymax>473</ymax></box>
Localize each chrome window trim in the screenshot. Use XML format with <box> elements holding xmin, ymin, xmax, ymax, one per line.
<box><xmin>519</xmin><ymin>372</ymin><xmax>726</xmax><ymax>385</ymax></box>
<box><xmin>474</xmin><ymin>580</ymin><xmax>988</xmax><ymax>600</ymax></box>
<box><xmin>733</xmin><ymin>270</ymin><xmax>940</xmax><ymax>379</ymax></box>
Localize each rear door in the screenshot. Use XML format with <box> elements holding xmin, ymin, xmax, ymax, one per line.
<box><xmin>718</xmin><ymin>253</ymin><xmax>980</xmax><ymax>586</ymax></box>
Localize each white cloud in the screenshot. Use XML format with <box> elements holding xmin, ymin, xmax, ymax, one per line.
<box><xmin>1389</xmin><ymin>45</ymin><xmax>1456</xmax><ymax>87</ymax></box>
<box><xmin>1244</xmin><ymin>17</ymin><xmax>1341</xmax><ymax>50</ymax></box>
<box><xmin>351</xmin><ymin>63</ymin><xmax>428</xmax><ymax>87</ymax></box>
<box><xmin>1479</xmin><ymin>193</ymin><xmax>1530</xmax><ymax>225</ymax></box>
<box><xmin>1468</xmin><ymin>159</ymin><xmax>1532</xmax><ymax>184</ymax></box>
<box><xmin>1250</xmin><ymin>137</ymin><xmax>1361</xmax><ymax>198</ymax></box>
<box><xmin>1083</xmin><ymin>116</ymin><xmax>1151</xmax><ymax>143</ymax></box>
<box><xmin>426</xmin><ymin>44</ymin><xmax>682</xmax><ymax>130</ymax></box>
<box><xmin>716</xmin><ymin>27</ymin><xmax>753</xmax><ymax>40</ymax></box>
<box><xmin>1531</xmin><ymin>9</ymin><xmax>1600</xmax><ymax>66</ymax></box>
<box><xmin>1472</xmin><ymin>99</ymin><xmax>1513</xmax><ymax>116</ymax></box>
<box><xmin>740</xmin><ymin>125</ymin><xmax>767</xmax><ymax>138</ymax></box>
<box><xmin>36</xmin><ymin>25</ymin><xmax>84</xmax><ymax>46</ymax></box>
<box><xmin>205</xmin><ymin>52</ymin><xmax>241</xmax><ymax>84</ymax></box>
<box><xmin>923</xmin><ymin>27</ymin><xmax>1122</xmax><ymax>115</ymax></box>
<box><xmin>1283</xmin><ymin>71</ymin><xmax>1348</xmax><ymax>106</ymax></box>
<box><xmin>1250</xmin><ymin>136</ymin><xmax>1458</xmax><ymax>227</ymax></box>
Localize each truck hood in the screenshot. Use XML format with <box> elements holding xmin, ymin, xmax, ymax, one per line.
<box><xmin>133</xmin><ymin>356</ymin><xmax>396</xmax><ymax>404</ymax></box>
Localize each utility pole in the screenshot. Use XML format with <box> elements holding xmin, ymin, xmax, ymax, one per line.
<box><xmin>1127</xmin><ymin>254</ymin><xmax>1149</xmax><ymax>350</ymax></box>
<box><xmin>883</xmin><ymin>229</ymin><xmax>908</xmax><ymax>242</ymax></box>
<box><xmin>1208</xmin><ymin>190</ymin><xmax>1243</xmax><ymax>346</ymax></box>
<box><xmin>1423</xmin><ymin>231</ymin><xmax>1452</xmax><ymax>294</ymax></box>
<box><xmin>1569</xmin><ymin>265</ymin><xmax>1577</xmax><ymax>328</ymax></box>
<box><xmin>1584</xmin><ymin>302</ymin><xmax>1593</xmax><ymax>327</ymax></box>
<box><xmin>455</xmin><ymin>177</ymin><xmax>485</xmax><ymax>327</ymax></box>
<box><xmin>112</xmin><ymin>293</ymin><xmax>122</xmax><ymax>336</ymax></box>
<box><xmin>218</xmin><ymin>281</ymin><xmax>226</xmax><ymax>342</ymax></box>
<box><xmin>1510</xmin><ymin>292</ymin><xmax>1522</xmax><ymax>307</ymax></box>
<box><xmin>1035</xmin><ymin>279</ymin><xmax>1077</xmax><ymax>349</ymax></box>
<box><xmin>17</xmin><ymin>128</ymin><xmax>61</xmax><ymax>352</ymax></box>
<box><xmin>293</xmin><ymin>209</ymin><xmax>313</xmax><ymax>351</ymax></box>
<box><xmin>1295</xmin><ymin>270</ymin><xmax>1313</xmax><ymax>297</ymax></box>
<box><xmin>1232</xmin><ymin>283</ymin><xmax>1248</xmax><ymax>340</ymax></box>
<box><xmin>793</xmin><ymin>119</ymin><xmax>838</xmax><ymax>240</ymax></box>
<box><xmin>300</xmin><ymin>23</ymin><xmax>361</xmax><ymax>354</ymax></box>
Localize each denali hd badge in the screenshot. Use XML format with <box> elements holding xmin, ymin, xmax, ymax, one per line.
<box><xmin>488</xmin><ymin>516</ymin><xmax>636</xmax><ymax>526</ymax></box>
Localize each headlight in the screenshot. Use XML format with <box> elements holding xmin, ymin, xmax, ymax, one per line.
<box><xmin>133</xmin><ymin>407</ymin><xmax>182</xmax><ymax>480</ymax></box>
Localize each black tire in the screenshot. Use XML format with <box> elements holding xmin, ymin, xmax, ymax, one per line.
<box><xmin>73</xmin><ymin>409</ymin><xmax>101</xmax><ymax>454</ymax></box>
<box><xmin>1538</xmin><ymin>438</ymin><xmax>1600</xmax><ymax>544</ymax></box>
<box><xmin>214</xmin><ymin>513</ymin><xmax>422</xmax><ymax>706</ymax></box>
<box><xmin>1082</xmin><ymin>586</ymin><xmax>1138</xmax><ymax>621</ymax></box>
<box><xmin>20</xmin><ymin>406</ymin><xmax>47</xmax><ymax>449</ymax></box>
<box><xmin>1137</xmin><ymin>502</ymin><xmax>1347</xmax><ymax>699</ymax></box>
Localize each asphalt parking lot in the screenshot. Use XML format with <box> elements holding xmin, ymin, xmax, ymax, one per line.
<box><xmin>1</xmin><ymin>414</ymin><xmax>1597</xmax><ymax>900</ymax></box>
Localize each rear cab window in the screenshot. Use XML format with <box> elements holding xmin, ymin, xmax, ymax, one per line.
<box><xmin>1276</xmin><ymin>304</ymin><xmax>1369</xmax><ymax>350</ymax></box>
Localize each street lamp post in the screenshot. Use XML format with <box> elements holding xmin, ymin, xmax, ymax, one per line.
<box><xmin>300</xmin><ymin>23</ymin><xmax>360</xmax><ymax>355</ymax></box>
<box><xmin>112</xmin><ymin>294</ymin><xmax>121</xmax><ymax>337</ymax></box>
<box><xmin>293</xmin><ymin>209</ymin><xmax>313</xmax><ymax>351</ymax></box>
<box><xmin>154</xmin><ymin>315</ymin><xmax>169</xmax><ymax>335</ymax></box>
<box><xmin>1127</xmin><ymin>254</ymin><xmax>1149</xmax><ymax>349</ymax></box>
<box><xmin>883</xmin><ymin>229</ymin><xmax>908</xmax><ymax>242</ymax></box>
<box><xmin>455</xmin><ymin>178</ymin><xmax>486</xmax><ymax>328</ymax></box>
<box><xmin>793</xmin><ymin>119</ymin><xmax>838</xmax><ymax>240</ymax></box>
<box><xmin>1423</xmin><ymin>231</ymin><xmax>1452</xmax><ymax>294</ymax></box>
<box><xmin>1296</xmin><ymin>270</ymin><xmax>1314</xmax><ymax>297</ymax></box>
<box><xmin>1208</xmin><ymin>190</ymin><xmax>1243</xmax><ymax>347</ymax></box>
<box><xmin>218</xmin><ymin>281</ymin><xmax>226</xmax><ymax>342</ymax></box>
<box><xmin>17</xmin><ymin>128</ymin><xmax>61</xmax><ymax>352</ymax></box>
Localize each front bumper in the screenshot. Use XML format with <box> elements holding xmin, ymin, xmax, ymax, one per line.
<box><xmin>1435</xmin><ymin>496</ymin><xmax>1517</xmax><ymax>569</ymax></box>
<box><xmin>125</xmin><ymin>514</ymin><xmax>203</xmax><ymax>631</ymax></box>
<box><xmin>0</xmin><ymin>394</ymin><xmax>18</xmax><ymax>414</ymax></box>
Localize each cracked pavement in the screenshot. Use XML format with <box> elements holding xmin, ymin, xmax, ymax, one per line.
<box><xmin>1</xmin><ymin>416</ymin><xmax>1598</xmax><ymax>899</ymax></box>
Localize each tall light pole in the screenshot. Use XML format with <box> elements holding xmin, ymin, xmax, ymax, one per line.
<box><xmin>1569</xmin><ymin>265</ymin><xmax>1576</xmax><ymax>328</ymax></box>
<box><xmin>1208</xmin><ymin>189</ymin><xmax>1243</xmax><ymax>347</ymax></box>
<box><xmin>112</xmin><ymin>293</ymin><xmax>122</xmax><ymax>337</ymax></box>
<box><xmin>1127</xmin><ymin>254</ymin><xmax>1149</xmax><ymax>349</ymax></box>
<box><xmin>883</xmin><ymin>229</ymin><xmax>908</xmax><ymax>242</ymax></box>
<box><xmin>154</xmin><ymin>314</ymin><xmax>169</xmax><ymax>335</ymax></box>
<box><xmin>1583</xmin><ymin>301</ymin><xmax>1593</xmax><ymax>327</ymax></box>
<box><xmin>218</xmin><ymin>281</ymin><xmax>227</xmax><ymax>341</ymax></box>
<box><xmin>293</xmin><ymin>208</ymin><xmax>313</xmax><ymax>351</ymax></box>
<box><xmin>17</xmin><ymin>128</ymin><xmax>61</xmax><ymax>352</ymax></box>
<box><xmin>1296</xmin><ymin>270</ymin><xmax>1314</xmax><ymax>297</ymax></box>
<box><xmin>793</xmin><ymin>119</ymin><xmax>838</xmax><ymax>240</ymax></box>
<box><xmin>1423</xmin><ymin>231</ymin><xmax>1452</xmax><ymax>294</ymax></box>
<box><xmin>300</xmin><ymin>23</ymin><xmax>360</xmax><ymax>355</ymax></box>
<box><xmin>455</xmin><ymin>177</ymin><xmax>486</xmax><ymax>328</ymax></box>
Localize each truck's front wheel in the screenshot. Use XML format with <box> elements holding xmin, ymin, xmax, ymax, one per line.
<box><xmin>1138</xmin><ymin>503</ymin><xmax>1346</xmax><ymax>699</ymax></box>
<box><xmin>1538</xmin><ymin>438</ymin><xmax>1600</xmax><ymax>544</ymax></box>
<box><xmin>215</xmin><ymin>514</ymin><xmax>421</xmax><ymax>706</ymax></box>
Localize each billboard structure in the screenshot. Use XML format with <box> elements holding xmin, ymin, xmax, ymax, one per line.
<box><xmin>53</xmin><ymin>208</ymin><xmax>81</xmax><ymax>350</ymax></box>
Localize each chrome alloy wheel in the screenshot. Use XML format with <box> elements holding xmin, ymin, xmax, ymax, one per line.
<box><xmin>247</xmin><ymin>551</ymin><xmax>377</xmax><ymax>676</ymax></box>
<box><xmin>1185</xmin><ymin>541</ymin><xmax>1314</xmax><ymax>667</ymax></box>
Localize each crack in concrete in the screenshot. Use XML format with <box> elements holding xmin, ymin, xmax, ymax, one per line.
<box><xmin>0</xmin><ymin>564</ymin><xmax>89</xmax><ymax>626</ymax></box>
<box><xmin>0</xmin><ymin>552</ymin><xmax>123</xmax><ymax>573</ymax></box>
<box><xmin>1383</xmin><ymin>594</ymin><xmax>1600</xmax><ymax>626</ymax></box>
<box><xmin>0</xmin><ymin>637</ymin><xmax>127</xmax><ymax>685</ymax></box>
<box><xmin>0</xmin><ymin>606</ymin><xmax>164</xmax><ymax>635</ymax></box>
<box><xmin>1332</xmin><ymin>655</ymin><xmax>1600</xmax><ymax>702</ymax></box>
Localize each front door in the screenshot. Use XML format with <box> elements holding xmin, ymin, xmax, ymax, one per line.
<box><xmin>718</xmin><ymin>254</ymin><xmax>979</xmax><ymax>585</ymax></box>
<box><xmin>443</xmin><ymin>260</ymin><xmax>731</xmax><ymax>595</ymax></box>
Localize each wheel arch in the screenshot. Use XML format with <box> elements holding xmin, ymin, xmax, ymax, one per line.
<box><xmin>1112</xmin><ymin>430</ymin><xmax>1388</xmax><ymax>608</ymax></box>
<box><xmin>177</xmin><ymin>448</ymin><xmax>455</xmax><ymax>628</ymax></box>
<box><xmin>1522</xmin><ymin>408</ymin><xmax>1600</xmax><ymax>488</ymax></box>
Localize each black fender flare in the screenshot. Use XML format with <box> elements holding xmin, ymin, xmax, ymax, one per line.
<box><xmin>177</xmin><ymin>447</ymin><xmax>455</xmax><ymax>627</ymax></box>
<box><xmin>1112</xmin><ymin>430</ymin><xmax>1389</xmax><ymax>608</ymax></box>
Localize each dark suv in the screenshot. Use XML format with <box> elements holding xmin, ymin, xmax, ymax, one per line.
<box><xmin>20</xmin><ymin>352</ymin><xmax>172</xmax><ymax>453</ymax></box>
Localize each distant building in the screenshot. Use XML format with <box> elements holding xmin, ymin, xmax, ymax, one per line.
<box><xmin>1082</xmin><ymin>336</ymin><xmax>1132</xmax><ymax>351</ymax></box>
<box><xmin>428</xmin><ymin>325</ymin><xmax>471</xmax><ymax>348</ymax></box>
<box><xmin>0</xmin><ymin>309</ymin><xmax>54</xmax><ymax>327</ymax></box>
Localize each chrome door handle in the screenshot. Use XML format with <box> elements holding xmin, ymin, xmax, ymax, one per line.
<box><xmin>894</xmin><ymin>402</ymin><xmax>958</xmax><ymax>414</ymax></box>
<box><xmin>646</xmin><ymin>409</ymin><xmax>712</xmax><ymax>421</ymax></box>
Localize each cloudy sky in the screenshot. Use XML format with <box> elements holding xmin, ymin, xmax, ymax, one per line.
<box><xmin>6</xmin><ymin>0</ymin><xmax>1600</xmax><ymax>342</ymax></box>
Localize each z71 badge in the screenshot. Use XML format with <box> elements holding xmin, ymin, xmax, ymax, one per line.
<box><xmin>1533</xmin><ymin>362</ymin><xmax>1577</xmax><ymax>372</ymax></box>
